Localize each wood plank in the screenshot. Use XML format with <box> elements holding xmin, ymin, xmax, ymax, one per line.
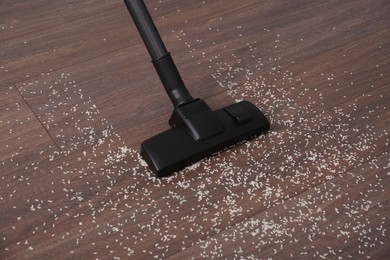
<box><xmin>0</xmin><ymin>11</ymin><xmax>131</xmax><ymax>88</ymax></box>
<box><xmin>170</xmin><ymin>152</ymin><xmax>390</xmax><ymax>259</ymax></box>
<box><xmin>0</xmin><ymin>0</ymin><xmax>65</xmax><ymax>42</ymax></box>
<box><xmin>0</xmin><ymin>0</ymin><xmax>259</xmax><ymax>88</ymax></box>
<box><xmin>55</xmin><ymin>0</ymin><xmax>123</xmax><ymax>21</ymax></box>
<box><xmin>172</xmin><ymin>0</ymin><xmax>389</xmax><ymax>74</ymax></box>
<box><xmin>3</xmin><ymin>0</ymin><xmax>387</xmax><ymax>89</ymax></box>
<box><xmin>0</xmin><ymin>86</ymin><xmax>57</xmax><ymax>177</ymax></box>
<box><xmin>0</xmin><ymin>86</ymin><xmax>58</xmax><ymax>255</ymax></box>
<box><xmin>0</xmin><ymin>118</ymin><xmax>139</xmax><ymax>258</ymax></box>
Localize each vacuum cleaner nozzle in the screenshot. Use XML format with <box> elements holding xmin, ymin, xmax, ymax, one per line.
<box><xmin>124</xmin><ymin>0</ymin><xmax>270</xmax><ymax>177</ymax></box>
<box><xmin>141</xmin><ymin>100</ymin><xmax>270</xmax><ymax>177</ymax></box>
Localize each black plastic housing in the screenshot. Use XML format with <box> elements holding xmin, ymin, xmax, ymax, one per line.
<box><xmin>141</xmin><ymin>101</ymin><xmax>270</xmax><ymax>177</ymax></box>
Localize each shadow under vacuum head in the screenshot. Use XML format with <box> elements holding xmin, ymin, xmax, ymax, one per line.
<box><xmin>124</xmin><ymin>0</ymin><xmax>270</xmax><ymax>177</ymax></box>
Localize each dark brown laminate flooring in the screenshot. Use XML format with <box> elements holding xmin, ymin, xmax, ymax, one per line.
<box><xmin>1</xmin><ymin>0</ymin><xmax>389</xmax><ymax>259</ymax></box>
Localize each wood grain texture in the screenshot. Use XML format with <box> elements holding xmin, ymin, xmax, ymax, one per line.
<box><xmin>0</xmin><ymin>0</ymin><xmax>389</xmax><ymax>259</ymax></box>
<box><xmin>171</xmin><ymin>152</ymin><xmax>390</xmax><ymax>259</ymax></box>
<box><xmin>0</xmin><ymin>0</ymin><xmax>66</xmax><ymax>42</ymax></box>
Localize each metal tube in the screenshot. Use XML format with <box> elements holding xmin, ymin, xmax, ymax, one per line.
<box><xmin>123</xmin><ymin>0</ymin><xmax>167</xmax><ymax>60</ymax></box>
<box><xmin>123</xmin><ymin>0</ymin><xmax>193</xmax><ymax>107</ymax></box>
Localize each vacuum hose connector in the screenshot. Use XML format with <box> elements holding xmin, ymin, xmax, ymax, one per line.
<box><xmin>124</xmin><ymin>0</ymin><xmax>193</xmax><ymax>107</ymax></box>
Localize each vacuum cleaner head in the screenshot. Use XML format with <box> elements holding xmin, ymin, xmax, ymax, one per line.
<box><xmin>124</xmin><ymin>0</ymin><xmax>270</xmax><ymax>177</ymax></box>
<box><xmin>141</xmin><ymin>99</ymin><xmax>269</xmax><ymax>177</ymax></box>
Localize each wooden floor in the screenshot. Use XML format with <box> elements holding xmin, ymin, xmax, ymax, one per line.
<box><xmin>1</xmin><ymin>0</ymin><xmax>389</xmax><ymax>259</ymax></box>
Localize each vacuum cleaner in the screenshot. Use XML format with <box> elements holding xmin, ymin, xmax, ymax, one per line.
<box><xmin>123</xmin><ymin>0</ymin><xmax>270</xmax><ymax>177</ymax></box>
